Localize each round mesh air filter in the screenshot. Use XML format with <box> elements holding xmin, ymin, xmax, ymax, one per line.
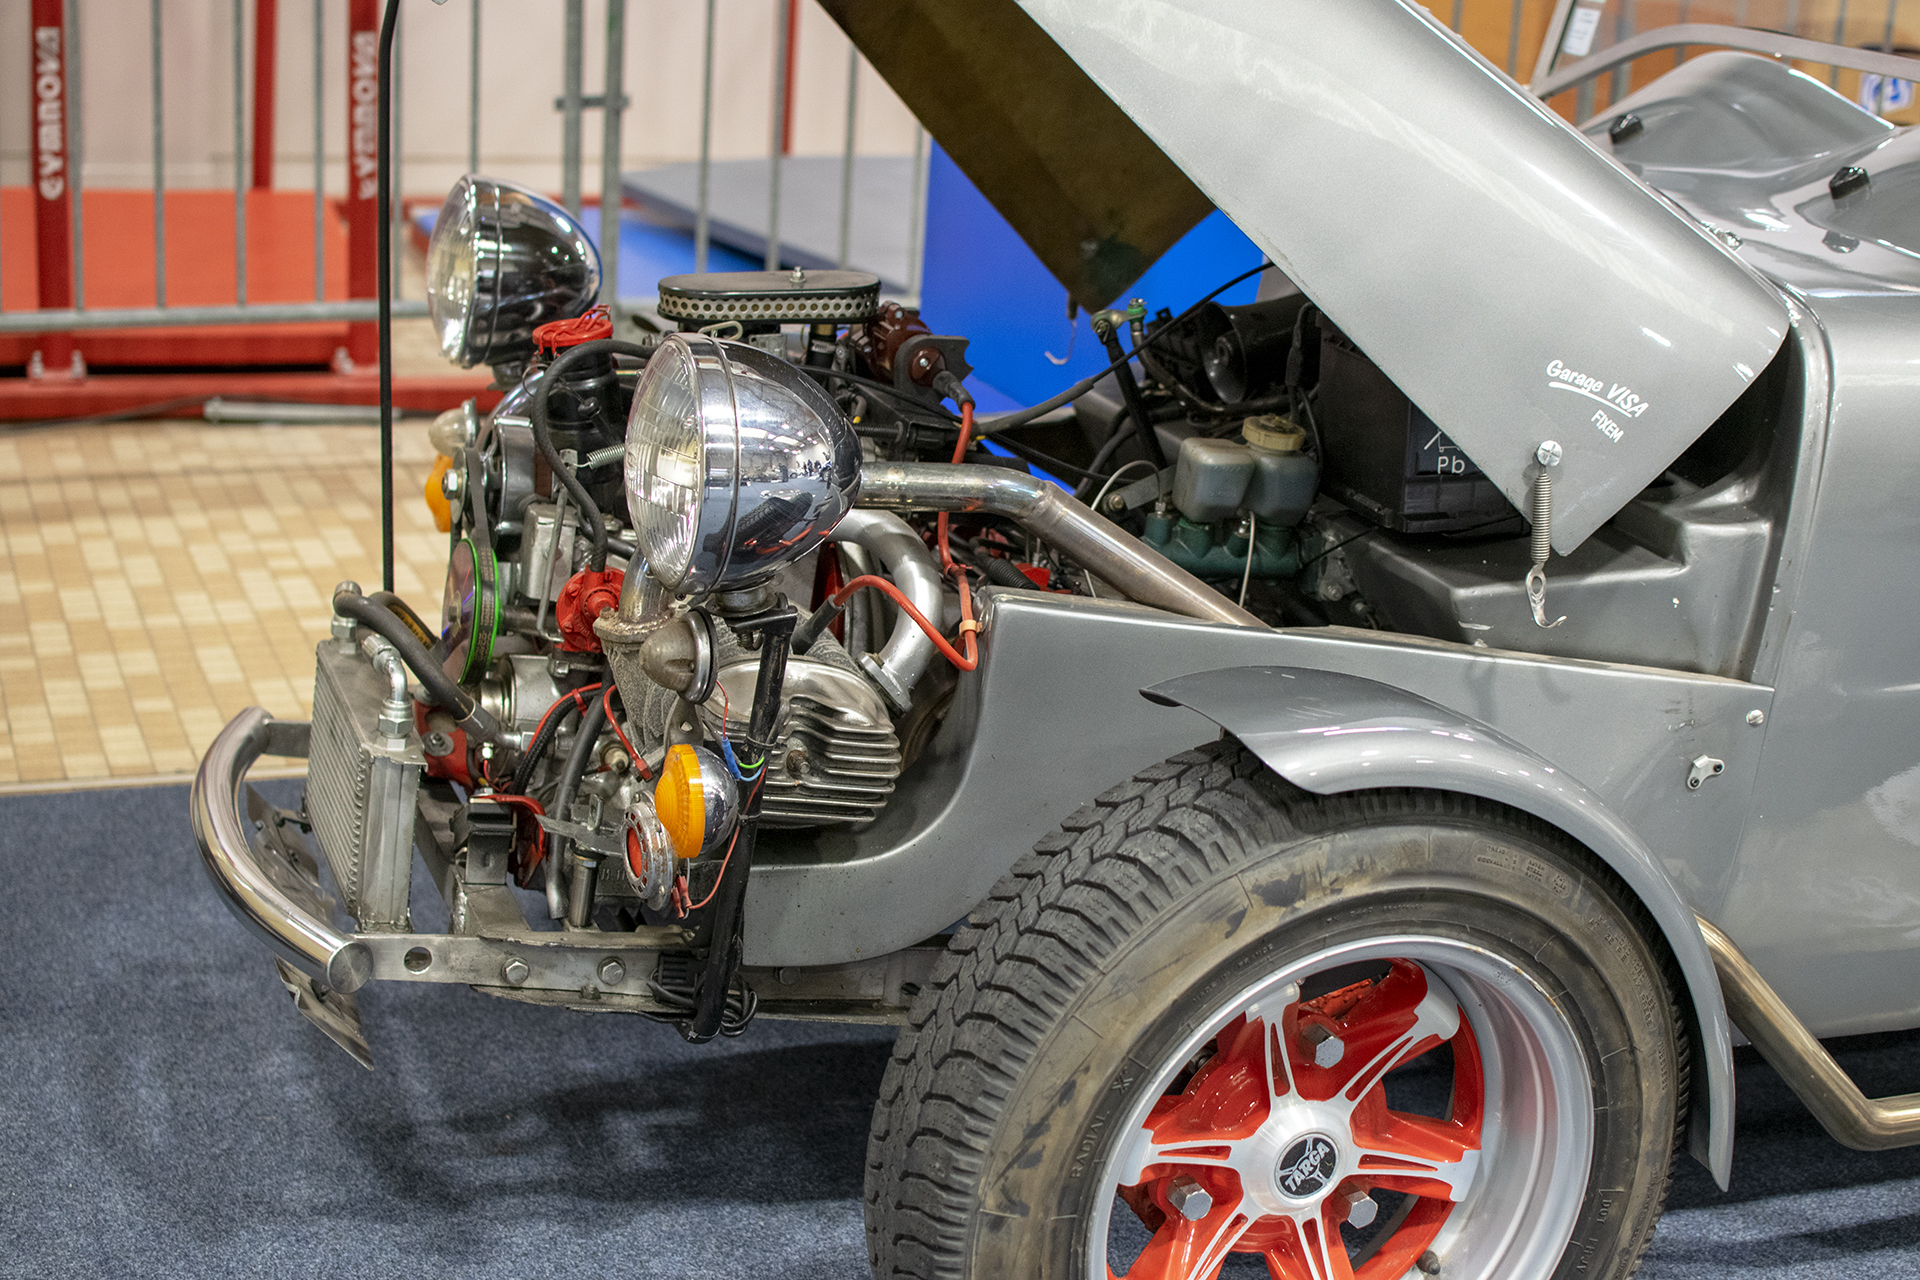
<box><xmin>656</xmin><ymin>269</ymin><xmax>881</xmax><ymax>326</ymax></box>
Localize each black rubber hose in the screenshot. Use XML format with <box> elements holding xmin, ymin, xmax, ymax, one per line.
<box><xmin>530</xmin><ymin>338</ymin><xmax>655</xmax><ymax>572</ymax></box>
<box><xmin>545</xmin><ymin>693</ymin><xmax>608</xmax><ymax>873</ymax></box>
<box><xmin>368</xmin><ymin>590</ymin><xmax>435</xmax><ymax>648</ymax></box>
<box><xmin>332</xmin><ymin>589</ymin><xmax>497</xmax><ymax>738</ymax></box>
<box><xmin>1096</xmin><ymin>324</ymin><xmax>1167</xmax><ymax>472</ymax></box>
<box><xmin>507</xmin><ymin>686</ymin><xmax>595</xmax><ymax>796</ymax></box>
<box><xmin>974</xmin><ymin>261</ymin><xmax>1271</xmax><ymax>437</ymax></box>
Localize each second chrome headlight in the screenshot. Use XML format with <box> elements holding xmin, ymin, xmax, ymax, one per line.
<box><xmin>426</xmin><ymin>175</ymin><xmax>600</xmax><ymax>370</ymax></box>
<box><xmin>625</xmin><ymin>334</ymin><xmax>860</xmax><ymax>599</ymax></box>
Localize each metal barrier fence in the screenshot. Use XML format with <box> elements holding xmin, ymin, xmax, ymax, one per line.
<box><xmin>4</xmin><ymin>0</ymin><xmax>1912</xmax><ymax>346</ymax></box>
<box><xmin>1</xmin><ymin>0</ymin><xmax>931</xmax><ymax>345</ymax></box>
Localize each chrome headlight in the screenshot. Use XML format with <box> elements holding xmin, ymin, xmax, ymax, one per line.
<box><xmin>625</xmin><ymin>334</ymin><xmax>861</xmax><ymax>599</ymax></box>
<box><xmin>426</xmin><ymin>175</ymin><xmax>601</xmax><ymax>369</ymax></box>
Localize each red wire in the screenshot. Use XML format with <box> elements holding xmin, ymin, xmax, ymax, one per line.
<box><xmin>485</xmin><ymin>792</ymin><xmax>549</xmax><ymax>873</ymax></box>
<box><xmin>934</xmin><ymin>401</ymin><xmax>974</xmax><ymax>575</ymax></box>
<box><xmin>601</xmin><ymin>685</ymin><xmax>652</xmax><ymax>780</ymax></box>
<box><xmin>832</xmin><ymin>573</ymin><xmax>978</xmax><ymax>671</ymax></box>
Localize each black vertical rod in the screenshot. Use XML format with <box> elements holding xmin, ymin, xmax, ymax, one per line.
<box><xmin>687</xmin><ymin>609</ymin><xmax>795</xmax><ymax>1042</ymax></box>
<box><xmin>376</xmin><ymin>0</ymin><xmax>398</xmax><ymax>593</ymax></box>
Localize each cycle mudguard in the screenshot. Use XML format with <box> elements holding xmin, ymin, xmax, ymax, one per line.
<box><xmin>1142</xmin><ymin>664</ymin><xmax>1736</xmax><ymax>1188</ymax></box>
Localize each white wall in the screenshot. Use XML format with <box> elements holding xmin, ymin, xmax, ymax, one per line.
<box><xmin>0</xmin><ymin>0</ymin><xmax>921</xmax><ymax>199</ymax></box>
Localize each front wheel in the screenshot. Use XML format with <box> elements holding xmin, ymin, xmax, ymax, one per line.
<box><xmin>864</xmin><ymin>743</ymin><xmax>1686</xmax><ymax>1279</ymax></box>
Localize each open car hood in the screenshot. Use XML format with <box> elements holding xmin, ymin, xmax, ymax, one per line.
<box><xmin>836</xmin><ymin>0</ymin><xmax>1793</xmax><ymax>552</ymax></box>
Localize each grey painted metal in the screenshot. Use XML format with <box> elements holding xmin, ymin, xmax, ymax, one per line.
<box><xmin>1701</xmin><ymin>915</ymin><xmax>1920</xmax><ymax>1151</ymax></box>
<box><xmin>907</xmin><ymin>125</ymin><xmax>926</xmax><ymax>299</ymax></box>
<box><xmin>468</xmin><ymin>0</ymin><xmax>481</xmax><ymax>176</ymax></box>
<box><xmin>1087</xmin><ymin>944</ymin><xmax>1592</xmax><ymax>1277</ymax></box>
<box><xmin>838</xmin><ymin>44</ymin><xmax>858</xmax><ymax>270</ymax></box>
<box><xmin>232</xmin><ymin>0</ymin><xmax>245</xmax><ymax>307</ymax></box>
<box><xmin>1535</xmin><ymin>23</ymin><xmax>1920</xmax><ymax>97</ymax></box>
<box><xmin>0</xmin><ymin>299</ymin><xmax>426</xmax><ymax>334</ymax></box>
<box><xmin>1717</xmin><ymin>288</ymin><xmax>1920</xmax><ymax>1041</ymax></box>
<box><xmin>153</xmin><ymin>0</ymin><xmax>166</xmax><ymax>308</ymax></box>
<box><xmin>766</xmin><ymin>0</ymin><xmax>791</xmax><ymax>271</ymax></box>
<box><xmin>857</xmin><ymin>462</ymin><xmax>1262</xmax><ymax>627</ymax></box>
<box><xmin>740</xmin><ymin>592</ymin><xmax>1766</xmax><ymax>1179</ymax></box>
<box><xmin>1138</xmin><ymin>662</ymin><xmax>1741</xmax><ymax>1184</ymax></box>
<box><xmin>694</xmin><ymin>0</ymin><xmax>716</xmax><ymax>274</ymax></box>
<box><xmin>561</xmin><ymin>0</ymin><xmax>584</xmax><ymax>221</ymax></box>
<box><xmin>312</xmin><ymin>0</ymin><xmax>323</xmax><ymax>301</ymax></box>
<box><xmin>191</xmin><ymin>708</ymin><xmax>372</xmax><ymax>993</ymax></box>
<box><xmin>1016</xmin><ymin>0</ymin><xmax>1789</xmax><ymax>556</ymax></box>
<box><xmin>1531</xmin><ymin>0</ymin><xmax>1579</xmax><ymax>88</ymax></box>
<box><xmin>1835</xmin><ymin>0</ymin><xmax>1853</xmax><ymax>87</ymax></box>
<box><xmin>598</xmin><ymin>0</ymin><xmax>626</xmax><ymax>310</ymax></box>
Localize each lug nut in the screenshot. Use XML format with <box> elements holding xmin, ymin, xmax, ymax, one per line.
<box><xmin>597</xmin><ymin>956</ymin><xmax>627</xmax><ymax>986</ymax></box>
<box><xmin>502</xmin><ymin>957</ymin><xmax>530</xmax><ymax>986</ymax></box>
<box><xmin>1165</xmin><ymin>1174</ymin><xmax>1212</xmax><ymax>1222</ymax></box>
<box><xmin>1339</xmin><ymin>1187</ymin><xmax>1377</xmax><ymax>1229</ymax></box>
<box><xmin>1301</xmin><ymin>1022</ymin><xmax>1346</xmax><ymax>1068</ymax></box>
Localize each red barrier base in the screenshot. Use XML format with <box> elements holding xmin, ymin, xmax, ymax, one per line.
<box><xmin>0</xmin><ymin>370</ymin><xmax>499</xmax><ymax>423</ymax></box>
<box><xmin>1</xmin><ymin>187</ymin><xmax>354</xmax><ymax>368</ymax></box>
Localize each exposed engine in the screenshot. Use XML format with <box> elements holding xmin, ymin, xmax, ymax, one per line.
<box><xmin>314</xmin><ymin>174</ymin><xmax>1572</xmax><ymax>1039</ymax></box>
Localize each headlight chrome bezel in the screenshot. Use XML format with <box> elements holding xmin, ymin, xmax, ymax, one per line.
<box><xmin>625</xmin><ymin>334</ymin><xmax>861</xmax><ymax>600</ymax></box>
<box><xmin>426</xmin><ymin>175</ymin><xmax>601</xmax><ymax>371</ymax></box>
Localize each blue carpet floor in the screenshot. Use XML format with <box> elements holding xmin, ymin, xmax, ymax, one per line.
<box><xmin>4</xmin><ymin>781</ymin><xmax>1920</xmax><ymax>1277</ymax></box>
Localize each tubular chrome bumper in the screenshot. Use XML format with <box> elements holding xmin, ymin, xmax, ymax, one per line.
<box><xmin>190</xmin><ymin>708</ymin><xmax>374</xmax><ymax>993</ymax></box>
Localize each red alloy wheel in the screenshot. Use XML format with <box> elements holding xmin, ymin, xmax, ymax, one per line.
<box><xmin>1105</xmin><ymin>961</ymin><xmax>1489</xmax><ymax>1280</ymax></box>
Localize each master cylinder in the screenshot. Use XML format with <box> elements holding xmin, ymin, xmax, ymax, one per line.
<box><xmin>1170</xmin><ymin>415</ymin><xmax>1317</xmax><ymax>525</ymax></box>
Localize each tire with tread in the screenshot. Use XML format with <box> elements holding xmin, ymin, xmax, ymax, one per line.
<box><xmin>863</xmin><ymin>740</ymin><xmax>1687</xmax><ymax>1279</ymax></box>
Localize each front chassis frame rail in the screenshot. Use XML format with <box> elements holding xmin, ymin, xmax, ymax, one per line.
<box><xmin>190</xmin><ymin>708</ymin><xmax>932</xmax><ymax>1066</ymax></box>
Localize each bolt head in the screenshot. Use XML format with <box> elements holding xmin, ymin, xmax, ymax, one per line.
<box><xmin>1747</xmin><ymin>709</ymin><xmax>1766</xmax><ymax>726</ymax></box>
<box><xmin>1339</xmin><ymin>1188</ymin><xmax>1378</xmax><ymax>1229</ymax></box>
<box><xmin>1301</xmin><ymin>1021</ymin><xmax>1346</xmax><ymax>1068</ymax></box>
<box><xmin>502</xmin><ymin>957</ymin><xmax>530</xmax><ymax>986</ymax></box>
<box><xmin>440</xmin><ymin>467</ymin><xmax>463</xmax><ymax>500</ymax></box>
<box><xmin>597</xmin><ymin>957</ymin><xmax>627</xmax><ymax>986</ymax></box>
<box><xmin>1536</xmin><ymin>440</ymin><xmax>1563</xmax><ymax>467</ymax></box>
<box><xmin>1165</xmin><ymin>1174</ymin><xmax>1212</xmax><ymax>1222</ymax></box>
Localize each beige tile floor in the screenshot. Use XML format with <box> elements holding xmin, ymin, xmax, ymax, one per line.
<box><xmin>0</xmin><ymin>413</ymin><xmax>451</xmax><ymax>790</ymax></box>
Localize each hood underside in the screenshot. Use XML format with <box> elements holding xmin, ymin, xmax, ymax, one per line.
<box><xmin>833</xmin><ymin>0</ymin><xmax>1793</xmax><ymax>549</ymax></box>
<box><xmin>814</xmin><ymin>0</ymin><xmax>1213</xmax><ymax>312</ymax></box>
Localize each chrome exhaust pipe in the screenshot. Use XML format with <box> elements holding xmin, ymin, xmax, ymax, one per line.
<box><xmin>856</xmin><ymin>463</ymin><xmax>1263</xmax><ymax>629</ymax></box>
<box><xmin>1698</xmin><ymin>914</ymin><xmax>1920</xmax><ymax>1150</ymax></box>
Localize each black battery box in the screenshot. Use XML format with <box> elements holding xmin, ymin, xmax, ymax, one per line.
<box><xmin>1314</xmin><ymin>325</ymin><xmax>1514</xmax><ymax>533</ymax></box>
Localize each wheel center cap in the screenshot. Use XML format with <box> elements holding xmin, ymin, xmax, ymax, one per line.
<box><xmin>1274</xmin><ymin>1131</ymin><xmax>1340</xmax><ymax>1201</ymax></box>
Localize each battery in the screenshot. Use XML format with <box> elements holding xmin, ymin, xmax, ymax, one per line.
<box><xmin>1314</xmin><ymin>325</ymin><xmax>1514</xmax><ymax>533</ymax></box>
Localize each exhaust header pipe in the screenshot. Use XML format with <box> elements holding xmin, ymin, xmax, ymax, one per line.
<box><xmin>857</xmin><ymin>463</ymin><xmax>1263</xmax><ymax>630</ymax></box>
<box><xmin>1699</xmin><ymin>914</ymin><xmax>1920</xmax><ymax>1151</ymax></box>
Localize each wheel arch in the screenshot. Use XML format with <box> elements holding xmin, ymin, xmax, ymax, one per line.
<box><xmin>1141</xmin><ymin>663</ymin><xmax>1735</xmax><ymax>1189</ymax></box>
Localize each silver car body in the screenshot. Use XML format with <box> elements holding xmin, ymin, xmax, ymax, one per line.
<box><xmin>192</xmin><ymin>1</ymin><xmax>1920</xmax><ymax>1193</ymax></box>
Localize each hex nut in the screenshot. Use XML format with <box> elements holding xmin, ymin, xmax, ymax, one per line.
<box><xmin>597</xmin><ymin>957</ymin><xmax>627</xmax><ymax>986</ymax></box>
<box><xmin>502</xmin><ymin>957</ymin><xmax>530</xmax><ymax>986</ymax></box>
<box><xmin>1301</xmin><ymin>1021</ymin><xmax>1346</xmax><ymax>1068</ymax></box>
<box><xmin>1165</xmin><ymin>1174</ymin><xmax>1212</xmax><ymax>1222</ymax></box>
<box><xmin>1339</xmin><ymin>1188</ymin><xmax>1378</xmax><ymax>1229</ymax></box>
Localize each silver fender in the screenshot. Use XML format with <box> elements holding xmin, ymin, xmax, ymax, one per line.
<box><xmin>1143</xmin><ymin>664</ymin><xmax>1735</xmax><ymax>1187</ymax></box>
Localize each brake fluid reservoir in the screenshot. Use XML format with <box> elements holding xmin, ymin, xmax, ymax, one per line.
<box><xmin>1172</xmin><ymin>437</ymin><xmax>1255</xmax><ymax>523</ymax></box>
<box><xmin>1242</xmin><ymin>414</ymin><xmax>1318</xmax><ymax>526</ymax></box>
